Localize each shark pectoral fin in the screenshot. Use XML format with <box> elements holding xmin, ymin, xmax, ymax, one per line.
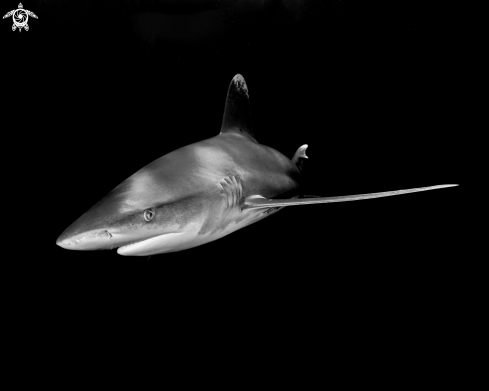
<box><xmin>243</xmin><ymin>185</ymin><xmax>458</xmax><ymax>209</ymax></box>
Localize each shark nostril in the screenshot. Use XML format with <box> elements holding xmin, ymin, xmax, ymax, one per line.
<box><xmin>95</xmin><ymin>230</ymin><xmax>113</xmax><ymax>239</ymax></box>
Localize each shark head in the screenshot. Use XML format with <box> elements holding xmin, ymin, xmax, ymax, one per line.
<box><xmin>56</xmin><ymin>150</ymin><xmax>214</xmax><ymax>256</ymax></box>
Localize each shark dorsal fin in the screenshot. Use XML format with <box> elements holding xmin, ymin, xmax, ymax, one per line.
<box><xmin>220</xmin><ymin>74</ymin><xmax>256</xmax><ymax>141</ymax></box>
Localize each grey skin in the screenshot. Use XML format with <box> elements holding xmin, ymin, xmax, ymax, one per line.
<box><xmin>56</xmin><ymin>74</ymin><xmax>457</xmax><ymax>256</ymax></box>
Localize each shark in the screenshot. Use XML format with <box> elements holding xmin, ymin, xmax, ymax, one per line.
<box><xmin>56</xmin><ymin>74</ymin><xmax>457</xmax><ymax>256</ymax></box>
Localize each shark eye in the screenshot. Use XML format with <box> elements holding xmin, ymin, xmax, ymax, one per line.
<box><xmin>143</xmin><ymin>209</ymin><xmax>155</xmax><ymax>222</ymax></box>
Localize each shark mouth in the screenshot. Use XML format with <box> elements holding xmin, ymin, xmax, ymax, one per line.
<box><xmin>117</xmin><ymin>231</ymin><xmax>187</xmax><ymax>256</ymax></box>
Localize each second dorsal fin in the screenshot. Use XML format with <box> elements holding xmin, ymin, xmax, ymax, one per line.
<box><xmin>220</xmin><ymin>74</ymin><xmax>256</xmax><ymax>141</ymax></box>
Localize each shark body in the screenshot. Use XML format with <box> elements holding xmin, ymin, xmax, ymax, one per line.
<box><xmin>56</xmin><ymin>74</ymin><xmax>457</xmax><ymax>256</ymax></box>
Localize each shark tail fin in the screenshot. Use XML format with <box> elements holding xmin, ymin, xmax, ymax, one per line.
<box><xmin>220</xmin><ymin>74</ymin><xmax>256</xmax><ymax>142</ymax></box>
<box><xmin>244</xmin><ymin>185</ymin><xmax>458</xmax><ymax>209</ymax></box>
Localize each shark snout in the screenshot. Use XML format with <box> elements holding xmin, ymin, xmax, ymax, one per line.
<box><xmin>56</xmin><ymin>229</ymin><xmax>114</xmax><ymax>251</ymax></box>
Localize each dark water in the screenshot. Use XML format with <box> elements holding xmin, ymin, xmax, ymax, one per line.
<box><xmin>3</xmin><ymin>1</ymin><xmax>464</xmax><ymax>377</ymax></box>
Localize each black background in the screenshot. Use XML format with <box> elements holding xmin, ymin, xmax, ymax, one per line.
<box><xmin>3</xmin><ymin>0</ymin><xmax>464</xmax><ymax>378</ymax></box>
